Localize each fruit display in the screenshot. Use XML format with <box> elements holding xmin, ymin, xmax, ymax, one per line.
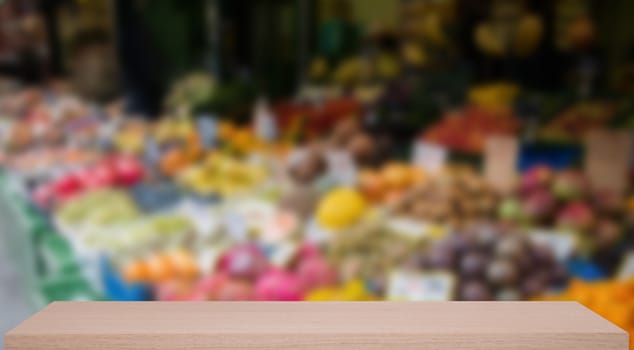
<box><xmin>358</xmin><ymin>163</ymin><xmax>426</xmax><ymax>204</ymax></box>
<box><xmin>0</xmin><ymin>45</ymin><xmax>632</xmax><ymax>319</ymax></box>
<box><xmin>540</xmin><ymin>102</ymin><xmax>616</xmax><ymax>142</ymax></box>
<box><xmin>315</xmin><ymin>187</ymin><xmax>368</xmax><ymax>230</ymax></box>
<box><xmin>32</xmin><ymin>155</ymin><xmax>145</xmax><ymax>209</ymax></box>
<box><xmin>123</xmin><ymin>250</ymin><xmax>199</xmax><ymax>283</ymax></box>
<box><xmin>82</xmin><ymin>213</ymin><xmax>195</xmax><ymax>257</ymax></box>
<box><xmin>474</xmin><ymin>11</ymin><xmax>544</xmax><ymax>58</ymax></box>
<box><xmin>164</xmin><ymin>72</ymin><xmax>216</xmax><ymax>114</ymax></box>
<box><xmin>177</xmin><ymin>152</ymin><xmax>269</xmax><ymax>196</ymax></box>
<box><xmin>405</xmin><ymin>225</ymin><xmax>568</xmax><ymax>301</ymax></box>
<box><xmin>391</xmin><ymin>166</ymin><xmax>498</xmax><ymax>229</ymax></box>
<box><xmin>56</xmin><ymin>189</ymin><xmax>140</xmax><ymax>228</ymax></box>
<box><xmin>467</xmin><ymin>83</ymin><xmax>520</xmax><ymax>113</ymax></box>
<box><xmin>273</xmin><ymin>98</ymin><xmax>361</xmax><ymax>140</ymax></box>
<box><xmin>422</xmin><ymin>106</ymin><xmax>521</xmax><ymax>153</ymax></box>
<box><xmin>545</xmin><ymin>279</ymin><xmax>634</xmax><ymax>349</ymax></box>
<box><xmin>326</xmin><ymin>213</ymin><xmax>431</xmax><ymax>293</ymax></box>
<box><xmin>500</xmin><ymin>165</ymin><xmax>627</xmax><ymax>259</ymax></box>
<box><xmin>150</xmin><ymin>243</ymin><xmax>340</xmax><ymax>302</ymax></box>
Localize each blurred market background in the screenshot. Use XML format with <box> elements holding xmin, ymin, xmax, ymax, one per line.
<box><xmin>1</xmin><ymin>0</ymin><xmax>634</xmax><ymax>347</ymax></box>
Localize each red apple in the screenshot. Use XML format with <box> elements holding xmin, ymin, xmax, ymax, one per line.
<box><xmin>254</xmin><ymin>269</ymin><xmax>302</xmax><ymax>301</ymax></box>
<box><xmin>557</xmin><ymin>201</ymin><xmax>594</xmax><ymax>231</ymax></box>
<box><xmin>295</xmin><ymin>255</ymin><xmax>336</xmax><ymax>292</ymax></box>
<box><xmin>520</xmin><ymin>165</ymin><xmax>553</xmax><ymax>194</ymax></box>
<box><xmin>111</xmin><ymin>155</ymin><xmax>145</xmax><ymax>186</ymax></box>
<box><xmin>76</xmin><ymin>164</ymin><xmax>116</xmax><ymax>189</ymax></box>
<box><xmin>191</xmin><ymin>273</ymin><xmax>228</xmax><ymax>300</ymax></box>
<box><xmin>52</xmin><ymin>173</ymin><xmax>82</xmax><ymax>198</ymax></box>
<box><xmin>214</xmin><ymin>278</ymin><xmax>254</xmax><ymax>301</ymax></box>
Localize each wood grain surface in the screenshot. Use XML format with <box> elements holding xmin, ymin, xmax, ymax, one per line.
<box><xmin>5</xmin><ymin>301</ymin><xmax>628</xmax><ymax>350</ymax></box>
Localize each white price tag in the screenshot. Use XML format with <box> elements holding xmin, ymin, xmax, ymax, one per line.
<box><xmin>304</xmin><ymin>219</ymin><xmax>332</xmax><ymax>244</ymax></box>
<box><xmin>177</xmin><ymin>200</ymin><xmax>219</xmax><ymax>237</ymax></box>
<box><xmin>196</xmin><ymin>116</ymin><xmax>218</xmax><ymax>149</ymax></box>
<box><xmin>253</xmin><ymin>99</ymin><xmax>277</xmax><ymax>142</ymax></box>
<box><xmin>412</xmin><ymin>141</ymin><xmax>447</xmax><ymax>173</ymax></box>
<box><xmin>224</xmin><ymin>212</ymin><xmax>249</xmax><ymax>242</ymax></box>
<box><xmin>387</xmin><ymin>270</ymin><xmax>455</xmax><ymax>301</ymax></box>
<box><xmin>386</xmin><ymin>217</ymin><xmax>430</xmax><ymax>241</ymax></box>
<box><xmin>268</xmin><ymin>242</ymin><xmax>299</xmax><ymax>267</ymax></box>
<box><xmin>618</xmin><ymin>252</ymin><xmax>634</xmax><ymax>280</ymax></box>
<box><xmin>326</xmin><ymin>150</ymin><xmax>357</xmax><ymax>186</ymax></box>
<box><xmin>529</xmin><ymin>230</ymin><xmax>577</xmax><ymax>262</ymax></box>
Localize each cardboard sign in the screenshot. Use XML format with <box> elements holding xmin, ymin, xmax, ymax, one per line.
<box><xmin>585</xmin><ymin>130</ymin><xmax>633</xmax><ymax>194</ymax></box>
<box><xmin>484</xmin><ymin>136</ymin><xmax>519</xmax><ymax>194</ymax></box>
<box><xmin>412</xmin><ymin>141</ymin><xmax>447</xmax><ymax>173</ymax></box>
<box><xmin>387</xmin><ymin>270</ymin><xmax>455</xmax><ymax>301</ymax></box>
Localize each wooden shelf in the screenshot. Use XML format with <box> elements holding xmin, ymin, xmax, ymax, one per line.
<box><xmin>6</xmin><ymin>301</ymin><xmax>627</xmax><ymax>350</ymax></box>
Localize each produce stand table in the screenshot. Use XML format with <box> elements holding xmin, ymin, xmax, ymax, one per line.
<box><xmin>6</xmin><ymin>302</ymin><xmax>627</xmax><ymax>350</ymax></box>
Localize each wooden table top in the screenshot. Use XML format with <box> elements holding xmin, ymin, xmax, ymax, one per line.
<box><xmin>6</xmin><ymin>301</ymin><xmax>628</xmax><ymax>350</ymax></box>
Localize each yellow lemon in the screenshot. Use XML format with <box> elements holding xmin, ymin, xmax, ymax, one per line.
<box><xmin>316</xmin><ymin>188</ymin><xmax>367</xmax><ymax>230</ymax></box>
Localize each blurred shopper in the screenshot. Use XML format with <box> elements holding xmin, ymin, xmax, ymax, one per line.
<box><xmin>68</xmin><ymin>29</ymin><xmax>119</xmax><ymax>103</ymax></box>
<box><xmin>0</xmin><ymin>1</ymin><xmax>49</xmax><ymax>84</ymax></box>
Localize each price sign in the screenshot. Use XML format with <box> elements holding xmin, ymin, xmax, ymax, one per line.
<box><xmin>618</xmin><ymin>252</ymin><xmax>634</xmax><ymax>280</ymax></box>
<box><xmin>386</xmin><ymin>217</ymin><xmax>431</xmax><ymax>241</ymax></box>
<box><xmin>224</xmin><ymin>212</ymin><xmax>249</xmax><ymax>242</ymax></box>
<box><xmin>484</xmin><ymin>136</ymin><xmax>519</xmax><ymax>194</ymax></box>
<box><xmin>412</xmin><ymin>141</ymin><xmax>447</xmax><ymax>173</ymax></box>
<box><xmin>326</xmin><ymin>150</ymin><xmax>357</xmax><ymax>186</ymax></box>
<box><xmin>528</xmin><ymin>230</ymin><xmax>577</xmax><ymax>262</ymax></box>
<box><xmin>387</xmin><ymin>270</ymin><xmax>455</xmax><ymax>301</ymax></box>
<box><xmin>585</xmin><ymin>130</ymin><xmax>633</xmax><ymax>195</ymax></box>
<box><xmin>196</xmin><ymin>115</ymin><xmax>218</xmax><ymax>149</ymax></box>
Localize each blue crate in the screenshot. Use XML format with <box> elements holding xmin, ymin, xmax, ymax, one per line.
<box><xmin>100</xmin><ymin>258</ymin><xmax>152</xmax><ymax>301</ymax></box>
<box><xmin>518</xmin><ymin>143</ymin><xmax>582</xmax><ymax>171</ymax></box>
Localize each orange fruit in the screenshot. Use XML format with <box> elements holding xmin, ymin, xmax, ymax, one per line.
<box><xmin>358</xmin><ymin>170</ymin><xmax>386</xmax><ymax>202</ymax></box>
<box><xmin>160</xmin><ymin>148</ymin><xmax>189</xmax><ymax>176</ymax></box>
<box><xmin>381</xmin><ymin>163</ymin><xmax>412</xmax><ymax>190</ymax></box>
<box><xmin>147</xmin><ymin>254</ymin><xmax>175</xmax><ymax>282</ymax></box>
<box><xmin>168</xmin><ymin>250</ymin><xmax>199</xmax><ymax>280</ymax></box>
<box><xmin>122</xmin><ymin>260</ymin><xmax>150</xmax><ymax>282</ymax></box>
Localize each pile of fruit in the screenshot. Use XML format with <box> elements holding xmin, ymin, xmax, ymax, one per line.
<box><xmin>499</xmin><ymin>166</ymin><xmax>627</xmax><ymax>258</ymax></box>
<box><xmin>32</xmin><ymin>155</ymin><xmax>145</xmax><ymax>209</ymax></box>
<box><xmin>405</xmin><ymin>225</ymin><xmax>568</xmax><ymax>301</ymax></box>
<box><xmin>56</xmin><ymin>189</ymin><xmax>140</xmax><ymax>228</ymax></box>
<box><xmin>177</xmin><ymin>152</ymin><xmax>269</xmax><ymax>197</ymax></box>
<box><xmin>391</xmin><ymin>166</ymin><xmax>498</xmax><ymax>229</ymax></box>
<box><xmin>545</xmin><ymin>279</ymin><xmax>634</xmax><ymax>349</ymax></box>
<box><xmin>358</xmin><ymin>162</ymin><xmax>426</xmax><ymax>205</ymax></box>
<box><xmin>151</xmin><ymin>243</ymin><xmax>340</xmax><ymax>301</ymax></box>
<box><xmin>1</xmin><ymin>76</ymin><xmax>632</xmax><ymax>314</ymax></box>
<box><xmin>423</xmin><ymin>106</ymin><xmax>521</xmax><ymax>153</ymax></box>
<box><xmin>540</xmin><ymin>102</ymin><xmax>615</xmax><ymax>142</ymax></box>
